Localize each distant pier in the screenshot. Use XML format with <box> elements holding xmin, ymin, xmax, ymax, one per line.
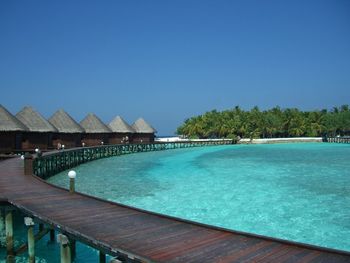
<box><xmin>325</xmin><ymin>136</ymin><xmax>350</xmax><ymax>144</ymax></box>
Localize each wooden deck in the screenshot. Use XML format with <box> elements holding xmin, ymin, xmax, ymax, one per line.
<box><xmin>1</xmin><ymin>157</ymin><xmax>350</xmax><ymax>262</ymax></box>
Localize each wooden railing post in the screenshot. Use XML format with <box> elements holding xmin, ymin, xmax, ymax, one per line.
<box><xmin>24</xmin><ymin>152</ymin><xmax>34</xmax><ymax>175</ymax></box>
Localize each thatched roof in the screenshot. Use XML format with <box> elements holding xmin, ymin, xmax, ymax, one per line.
<box><xmin>16</xmin><ymin>106</ymin><xmax>57</xmax><ymax>132</ymax></box>
<box><xmin>108</xmin><ymin>116</ymin><xmax>135</xmax><ymax>133</ymax></box>
<box><xmin>0</xmin><ymin>104</ymin><xmax>29</xmax><ymax>132</ymax></box>
<box><xmin>80</xmin><ymin>113</ymin><xmax>112</xmax><ymax>133</ymax></box>
<box><xmin>49</xmin><ymin>109</ymin><xmax>85</xmax><ymax>133</ymax></box>
<box><xmin>132</xmin><ymin>118</ymin><xmax>157</xmax><ymax>134</ymax></box>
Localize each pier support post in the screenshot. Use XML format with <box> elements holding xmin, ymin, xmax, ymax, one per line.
<box><xmin>5</xmin><ymin>210</ymin><xmax>14</xmax><ymax>263</ymax></box>
<box><xmin>69</xmin><ymin>237</ymin><xmax>76</xmax><ymax>260</ymax></box>
<box><xmin>50</xmin><ymin>227</ymin><xmax>55</xmax><ymax>242</ymax></box>
<box><xmin>24</xmin><ymin>152</ymin><xmax>34</xmax><ymax>175</ymax></box>
<box><xmin>99</xmin><ymin>251</ymin><xmax>106</xmax><ymax>263</ymax></box>
<box><xmin>58</xmin><ymin>234</ymin><xmax>71</xmax><ymax>263</ymax></box>
<box><xmin>24</xmin><ymin>217</ymin><xmax>35</xmax><ymax>263</ymax></box>
<box><xmin>0</xmin><ymin>209</ymin><xmax>5</xmax><ymax>248</ymax></box>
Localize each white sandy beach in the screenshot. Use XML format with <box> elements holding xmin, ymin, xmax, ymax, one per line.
<box><xmin>156</xmin><ymin>137</ymin><xmax>323</xmax><ymax>144</ymax></box>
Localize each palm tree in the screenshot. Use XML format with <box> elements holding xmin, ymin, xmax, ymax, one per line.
<box><xmin>175</xmin><ymin>106</ymin><xmax>350</xmax><ymax>139</ymax></box>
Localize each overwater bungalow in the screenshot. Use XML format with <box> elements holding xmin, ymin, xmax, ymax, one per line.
<box><xmin>15</xmin><ymin>106</ymin><xmax>57</xmax><ymax>150</ymax></box>
<box><xmin>0</xmin><ymin>104</ymin><xmax>28</xmax><ymax>153</ymax></box>
<box><xmin>108</xmin><ymin>116</ymin><xmax>135</xmax><ymax>144</ymax></box>
<box><xmin>131</xmin><ymin>117</ymin><xmax>157</xmax><ymax>143</ymax></box>
<box><xmin>49</xmin><ymin>109</ymin><xmax>85</xmax><ymax>149</ymax></box>
<box><xmin>80</xmin><ymin>113</ymin><xmax>112</xmax><ymax>146</ymax></box>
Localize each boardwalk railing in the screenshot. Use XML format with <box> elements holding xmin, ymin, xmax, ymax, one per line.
<box><xmin>33</xmin><ymin>140</ymin><xmax>234</xmax><ymax>179</ymax></box>
<box><xmin>324</xmin><ymin>136</ymin><xmax>350</xmax><ymax>144</ymax></box>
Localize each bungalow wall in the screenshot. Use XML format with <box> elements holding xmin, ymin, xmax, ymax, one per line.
<box><xmin>132</xmin><ymin>133</ymin><xmax>155</xmax><ymax>144</ymax></box>
<box><xmin>109</xmin><ymin>133</ymin><xmax>134</xmax><ymax>145</ymax></box>
<box><xmin>0</xmin><ymin>131</ymin><xmax>23</xmax><ymax>153</ymax></box>
<box><xmin>21</xmin><ymin>132</ymin><xmax>53</xmax><ymax>150</ymax></box>
<box><xmin>52</xmin><ymin>133</ymin><xmax>83</xmax><ymax>149</ymax></box>
<box><xmin>81</xmin><ymin>133</ymin><xmax>110</xmax><ymax>146</ymax></box>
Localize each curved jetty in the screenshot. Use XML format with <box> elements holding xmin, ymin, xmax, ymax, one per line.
<box><xmin>1</xmin><ymin>142</ymin><xmax>350</xmax><ymax>262</ymax></box>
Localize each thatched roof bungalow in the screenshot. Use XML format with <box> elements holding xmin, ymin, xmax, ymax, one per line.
<box><xmin>0</xmin><ymin>104</ymin><xmax>28</xmax><ymax>153</ymax></box>
<box><xmin>131</xmin><ymin>118</ymin><xmax>156</xmax><ymax>143</ymax></box>
<box><xmin>80</xmin><ymin>113</ymin><xmax>112</xmax><ymax>146</ymax></box>
<box><xmin>49</xmin><ymin>109</ymin><xmax>85</xmax><ymax>149</ymax></box>
<box><xmin>108</xmin><ymin>116</ymin><xmax>135</xmax><ymax>144</ymax></box>
<box><xmin>16</xmin><ymin>106</ymin><xmax>57</xmax><ymax>150</ymax></box>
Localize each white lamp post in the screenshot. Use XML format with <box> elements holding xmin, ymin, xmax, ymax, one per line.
<box><xmin>35</xmin><ymin>148</ymin><xmax>42</xmax><ymax>157</ymax></box>
<box><xmin>68</xmin><ymin>170</ymin><xmax>76</xmax><ymax>193</ymax></box>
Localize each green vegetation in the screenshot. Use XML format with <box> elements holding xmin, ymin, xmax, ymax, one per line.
<box><xmin>177</xmin><ymin>105</ymin><xmax>350</xmax><ymax>139</ymax></box>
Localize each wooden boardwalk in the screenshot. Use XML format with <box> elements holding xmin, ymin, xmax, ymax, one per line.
<box><xmin>326</xmin><ymin>136</ymin><xmax>350</xmax><ymax>144</ymax></box>
<box><xmin>1</xmin><ymin>157</ymin><xmax>350</xmax><ymax>262</ymax></box>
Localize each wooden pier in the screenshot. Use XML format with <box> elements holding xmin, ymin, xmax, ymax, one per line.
<box><xmin>1</xmin><ymin>141</ymin><xmax>350</xmax><ymax>262</ymax></box>
<box><xmin>325</xmin><ymin>136</ymin><xmax>350</xmax><ymax>144</ymax></box>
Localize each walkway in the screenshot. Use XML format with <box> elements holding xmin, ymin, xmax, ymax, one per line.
<box><xmin>1</xmin><ymin>156</ymin><xmax>350</xmax><ymax>262</ymax></box>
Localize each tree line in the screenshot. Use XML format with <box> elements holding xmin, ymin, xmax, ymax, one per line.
<box><xmin>176</xmin><ymin>105</ymin><xmax>350</xmax><ymax>139</ymax></box>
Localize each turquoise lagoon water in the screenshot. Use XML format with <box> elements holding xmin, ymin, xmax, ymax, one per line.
<box><xmin>48</xmin><ymin>143</ymin><xmax>350</xmax><ymax>252</ymax></box>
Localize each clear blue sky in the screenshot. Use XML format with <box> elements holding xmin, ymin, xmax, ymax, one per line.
<box><xmin>1</xmin><ymin>1</ymin><xmax>349</xmax><ymax>135</ymax></box>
